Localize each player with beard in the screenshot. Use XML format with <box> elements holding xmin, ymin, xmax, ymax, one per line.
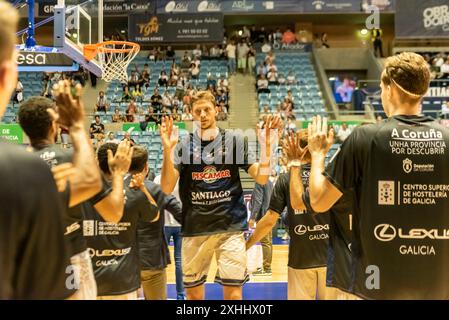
<box><xmin>308</xmin><ymin>53</ymin><xmax>449</xmax><ymax>299</ymax></box>
<box><xmin>83</xmin><ymin>143</ymin><xmax>160</xmax><ymax>299</ymax></box>
<box><xmin>160</xmin><ymin>90</ymin><xmax>281</xmax><ymax>300</ymax></box>
<box><xmin>18</xmin><ymin>87</ymin><xmax>133</xmax><ymax>299</ymax></box>
<box><xmin>0</xmin><ymin>0</ymin><xmax>73</xmax><ymax>299</ymax></box>
<box><xmin>246</xmin><ymin>131</ymin><xmax>336</xmax><ymax>299</ymax></box>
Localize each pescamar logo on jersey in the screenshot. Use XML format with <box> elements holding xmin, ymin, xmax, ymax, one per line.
<box><xmin>192</xmin><ymin>166</ymin><xmax>231</xmax><ymax>183</ymax></box>
<box><xmin>403</xmin><ymin>158</ymin><xmax>413</xmax><ymax>174</ymax></box>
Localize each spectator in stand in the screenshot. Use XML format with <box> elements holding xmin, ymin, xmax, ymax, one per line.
<box><xmin>441</xmin><ymin>58</ymin><xmax>449</xmax><ymax>78</ymax></box>
<box><xmin>372</xmin><ymin>29</ymin><xmax>383</xmax><ymax>58</ymax></box>
<box><xmin>285</xmin><ymin>90</ymin><xmax>295</xmax><ymax>104</ymax></box>
<box><xmin>257</xmin><ymin>61</ymin><xmax>267</xmax><ymax>77</ymax></box>
<box><xmin>247</xmin><ymin>45</ymin><xmax>256</xmax><ymax>76</ymax></box>
<box><xmin>267</xmin><ymin>67</ymin><xmax>279</xmax><ymax>85</ymax></box>
<box><xmin>147</xmin><ymin>47</ymin><xmax>158</xmax><ymax>61</ymax></box>
<box><xmin>336</xmin><ymin>122</ymin><xmax>351</xmax><ymax>143</ymax></box>
<box><xmin>216</xmin><ymin>104</ymin><xmax>228</xmax><ymax>121</ymax></box>
<box><xmin>257</xmin><ymin>74</ymin><xmax>270</xmax><ymax>94</ymax></box>
<box><xmin>150</xmin><ymin>88</ymin><xmax>163</xmax><ymax>111</ymax></box>
<box><xmin>121</xmin><ymin>132</ymin><xmax>136</xmax><ymax>147</ymax></box>
<box><xmin>321</xmin><ymin>33</ymin><xmax>330</xmax><ymax>48</ymax></box>
<box><xmin>112</xmin><ymin>108</ymin><xmax>125</xmax><ymax>123</ymax></box>
<box><xmin>226</xmin><ymin>40</ymin><xmax>237</xmax><ymax>75</ymax></box>
<box><xmin>216</xmin><ymin>92</ymin><xmax>228</xmax><ymax>106</ymax></box>
<box><xmin>278</xmin><ymin>73</ymin><xmax>286</xmax><ymax>85</ymax></box>
<box><xmin>128</xmin><ymin>70</ymin><xmax>140</xmax><ymax>89</ymax></box>
<box><xmin>259</xmin><ymin>105</ymin><xmax>272</xmax><ymax>120</ymax></box>
<box><xmin>158</xmin><ymin>71</ymin><xmax>169</xmax><ymax>87</ymax></box>
<box><xmin>172</xmin><ymin>106</ymin><xmax>182</xmax><ymax>122</ymax></box>
<box><xmin>287</xmin><ymin>71</ymin><xmax>297</xmax><ymax>85</ymax></box>
<box><xmin>207</xmin><ymin>83</ymin><xmax>217</xmax><ymax>96</ymax></box>
<box><xmin>105</xmin><ymin>132</ymin><xmax>120</xmax><ymax>144</ymax></box>
<box><xmin>95</xmin><ymin>91</ymin><xmax>109</xmax><ymax>113</ymax></box>
<box><xmin>138</xmin><ymin>64</ymin><xmax>151</xmax><ymax>88</ymax></box>
<box><xmin>201</xmin><ymin>45</ymin><xmax>209</xmax><ymax>59</ymax></box>
<box><xmin>206</xmin><ymin>74</ymin><xmax>217</xmax><ymax>88</ymax></box>
<box><xmin>210</xmin><ymin>44</ymin><xmax>222</xmax><ymax>58</ymax></box>
<box><xmin>190</xmin><ymin>62</ymin><xmax>200</xmax><ymax>79</ymax></box>
<box><xmin>14</xmin><ymin>79</ymin><xmax>23</xmax><ymax>104</ymax></box>
<box><xmin>89</xmin><ymin>115</ymin><xmax>105</xmax><ymax>139</ymax></box>
<box><xmin>237</xmin><ymin>39</ymin><xmax>250</xmax><ymax>74</ymax></box>
<box><xmin>134</xmin><ymin>85</ymin><xmax>144</xmax><ymax>101</ymax></box>
<box><xmin>182</xmin><ymin>105</ymin><xmax>193</xmax><ymax>121</ymax></box>
<box><xmin>126</xmin><ymin>99</ymin><xmax>138</xmax><ymax>122</ymax></box>
<box><xmin>282</xmin><ymin>29</ymin><xmax>296</xmax><ymax>44</ymax></box>
<box><xmin>216</xmin><ymin>79</ymin><xmax>229</xmax><ymax>96</ymax></box>
<box><xmin>158</xmin><ymin>46</ymin><xmax>167</xmax><ymax>61</ymax></box>
<box><xmin>121</xmin><ymin>86</ymin><xmax>132</xmax><ymax>102</ymax></box>
<box><xmin>273</xmin><ymin>28</ymin><xmax>283</xmax><ymax>44</ymax></box>
<box><xmin>266</xmin><ymin>61</ymin><xmax>278</xmax><ymax>74</ymax></box>
<box><xmin>168</xmin><ymin>69</ymin><xmax>178</xmax><ymax>87</ymax></box>
<box><xmin>174</xmin><ymin>76</ymin><xmax>186</xmax><ymax>100</ymax></box>
<box><xmin>242</xmin><ymin>26</ymin><xmax>251</xmax><ymax>40</ymax></box>
<box><xmin>147</xmin><ymin>106</ymin><xmax>159</xmax><ymax>124</ymax></box>
<box><xmin>162</xmin><ymin>90</ymin><xmax>172</xmax><ymax>109</ymax></box>
<box><xmin>180</xmin><ymin>51</ymin><xmax>192</xmax><ymax>71</ymax></box>
<box><xmin>192</xmin><ymin>44</ymin><xmax>202</xmax><ymax>59</ymax></box>
<box><xmin>183</xmin><ymin>88</ymin><xmax>193</xmax><ymax>108</ymax></box>
<box><xmin>258</xmin><ymin>27</ymin><xmax>268</xmax><ymax>43</ymax></box>
<box><xmin>265</xmin><ymin>51</ymin><xmax>276</xmax><ymax>64</ymax></box>
<box><xmin>166</xmin><ymin>46</ymin><xmax>176</xmax><ymax>61</ymax></box>
<box><xmin>160</xmin><ymin>105</ymin><xmax>170</xmax><ymax>117</ymax></box>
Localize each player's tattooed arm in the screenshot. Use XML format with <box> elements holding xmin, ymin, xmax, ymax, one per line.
<box><xmin>160</xmin><ymin>116</ymin><xmax>180</xmax><ymax>194</ymax></box>
<box><xmin>308</xmin><ymin>116</ymin><xmax>342</xmax><ymax>213</ymax></box>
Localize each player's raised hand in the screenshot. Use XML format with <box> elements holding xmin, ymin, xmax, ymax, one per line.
<box><xmin>108</xmin><ymin>140</ymin><xmax>133</xmax><ymax>177</ymax></box>
<box><xmin>129</xmin><ymin>172</ymin><xmax>146</xmax><ymax>190</ymax></box>
<box><xmin>258</xmin><ymin>115</ymin><xmax>282</xmax><ymax>163</ymax></box>
<box><xmin>307</xmin><ymin>115</ymin><xmax>334</xmax><ymax>157</ymax></box>
<box><xmin>51</xmin><ymin>80</ymin><xmax>85</xmax><ymax>128</ymax></box>
<box><xmin>282</xmin><ymin>131</ymin><xmax>308</xmax><ymax>163</ymax></box>
<box><xmin>159</xmin><ymin>116</ymin><xmax>178</xmax><ymax>151</ymax></box>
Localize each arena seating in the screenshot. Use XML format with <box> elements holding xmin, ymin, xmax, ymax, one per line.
<box><xmin>256</xmin><ymin>52</ymin><xmax>326</xmax><ymax>121</ymax></box>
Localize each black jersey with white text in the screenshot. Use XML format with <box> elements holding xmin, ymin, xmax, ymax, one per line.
<box><xmin>34</xmin><ymin>143</ymin><xmax>86</xmax><ymax>257</ymax></box>
<box><xmin>269</xmin><ymin>165</ymin><xmax>330</xmax><ymax>269</ymax></box>
<box><xmin>82</xmin><ymin>176</ymin><xmax>159</xmax><ymax>296</ymax></box>
<box><xmin>175</xmin><ymin>129</ymin><xmax>254</xmax><ymax>236</ymax></box>
<box><xmin>325</xmin><ymin>115</ymin><xmax>449</xmax><ymax>299</ymax></box>
<box><xmin>0</xmin><ymin>142</ymin><xmax>74</xmax><ymax>299</ymax></box>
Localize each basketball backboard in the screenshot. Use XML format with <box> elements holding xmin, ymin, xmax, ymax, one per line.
<box><xmin>53</xmin><ymin>0</ymin><xmax>103</xmax><ymax>76</ymax></box>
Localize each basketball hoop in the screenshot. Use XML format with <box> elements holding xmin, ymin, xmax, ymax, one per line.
<box><xmin>83</xmin><ymin>41</ymin><xmax>140</xmax><ymax>83</ymax></box>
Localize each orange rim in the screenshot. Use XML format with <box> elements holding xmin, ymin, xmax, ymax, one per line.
<box><xmin>83</xmin><ymin>41</ymin><xmax>140</xmax><ymax>61</ymax></box>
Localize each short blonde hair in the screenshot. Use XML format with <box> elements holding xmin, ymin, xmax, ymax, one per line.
<box><xmin>191</xmin><ymin>90</ymin><xmax>216</xmax><ymax>109</ymax></box>
<box><xmin>381</xmin><ymin>52</ymin><xmax>430</xmax><ymax>102</ymax></box>
<box><xmin>0</xmin><ymin>0</ymin><xmax>18</xmax><ymax>64</ymax></box>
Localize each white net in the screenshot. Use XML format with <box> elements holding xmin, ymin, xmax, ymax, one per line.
<box><xmin>96</xmin><ymin>42</ymin><xmax>140</xmax><ymax>83</ymax></box>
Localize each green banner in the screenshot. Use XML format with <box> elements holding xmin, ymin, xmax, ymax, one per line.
<box><xmin>300</xmin><ymin>120</ymin><xmax>369</xmax><ymax>131</ymax></box>
<box><xmin>0</xmin><ymin>124</ymin><xmax>23</xmax><ymax>144</ymax></box>
<box><xmin>122</xmin><ymin>122</ymin><xmax>185</xmax><ymax>132</ymax></box>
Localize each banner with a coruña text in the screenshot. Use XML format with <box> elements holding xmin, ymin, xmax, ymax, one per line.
<box><xmin>128</xmin><ymin>13</ymin><xmax>224</xmax><ymax>43</ymax></box>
